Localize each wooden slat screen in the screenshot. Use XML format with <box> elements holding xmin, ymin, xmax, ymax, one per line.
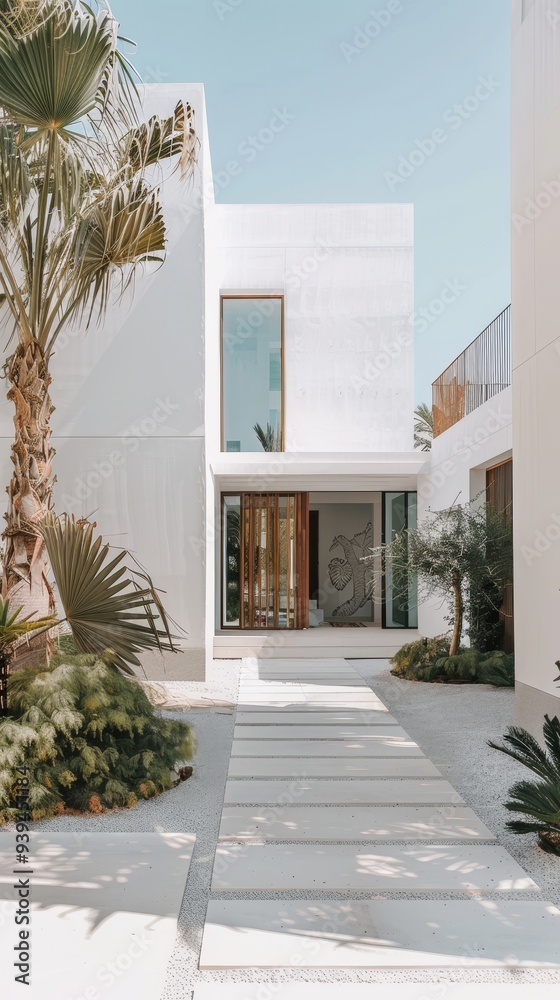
<box><xmin>486</xmin><ymin>459</ymin><xmax>513</xmax><ymax>653</ymax></box>
<box><xmin>432</xmin><ymin>305</ymin><xmax>511</xmax><ymax>437</ymax></box>
<box><xmin>239</xmin><ymin>493</ymin><xmax>309</xmax><ymax>629</ymax></box>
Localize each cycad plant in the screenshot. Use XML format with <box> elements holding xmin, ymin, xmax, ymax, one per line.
<box><xmin>489</xmin><ymin>713</ymin><xmax>560</xmax><ymax>855</ymax></box>
<box><xmin>0</xmin><ymin>0</ymin><xmax>196</xmax><ymax>625</ymax></box>
<box><xmin>0</xmin><ymin>513</ymin><xmax>179</xmax><ymax>714</ymax></box>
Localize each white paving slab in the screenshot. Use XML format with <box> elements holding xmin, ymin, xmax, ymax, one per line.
<box><xmin>195</xmin><ymin>988</ymin><xmax>560</xmax><ymax>1000</ymax></box>
<box><xmin>0</xmin><ymin>832</ymin><xmax>194</xmax><ymax>1000</ymax></box>
<box><xmin>211</xmin><ymin>843</ymin><xmax>539</xmax><ymax>892</ymax></box>
<box><xmin>218</xmin><ymin>805</ymin><xmax>496</xmax><ymax>842</ymax></box>
<box><xmin>235</xmin><ymin>710</ymin><xmax>397</xmax><ymax>724</ymax></box>
<box><xmin>223</xmin><ymin>779</ymin><xmax>463</xmax><ymax>805</ymax></box>
<box><xmin>233</xmin><ymin>725</ymin><xmax>410</xmax><ymax>741</ymax></box>
<box><xmin>238</xmin><ymin>698</ymin><xmax>385</xmax><ymax>709</ymax></box>
<box><xmin>200</xmin><ymin>899</ymin><xmax>560</xmax><ymax>969</ymax></box>
<box><xmin>243</xmin><ymin>658</ymin><xmax>352</xmax><ymax>670</ymax></box>
<box><xmin>227</xmin><ymin>757</ymin><xmax>442</xmax><ymax>778</ymax></box>
<box><xmin>231</xmin><ymin>739</ymin><xmax>423</xmax><ymax>758</ymax></box>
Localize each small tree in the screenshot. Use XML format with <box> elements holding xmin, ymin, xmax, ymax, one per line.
<box><xmin>380</xmin><ymin>500</ymin><xmax>512</xmax><ymax>656</ymax></box>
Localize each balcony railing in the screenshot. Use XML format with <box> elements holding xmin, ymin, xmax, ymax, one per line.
<box><xmin>432</xmin><ymin>304</ymin><xmax>511</xmax><ymax>437</ymax></box>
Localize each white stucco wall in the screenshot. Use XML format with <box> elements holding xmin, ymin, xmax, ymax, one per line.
<box><xmin>0</xmin><ymin>85</ymin><xmax>210</xmax><ymax>672</ymax></box>
<box><xmin>209</xmin><ymin>203</ymin><xmax>414</xmax><ymax>454</ymax></box>
<box><xmin>511</xmin><ymin>0</ymin><xmax>560</xmax><ymax>729</ymax></box>
<box><xmin>417</xmin><ymin>387</ymin><xmax>512</xmax><ymax>639</ymax></box>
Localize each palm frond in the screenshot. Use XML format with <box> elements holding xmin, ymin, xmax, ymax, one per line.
<box><xmin>414</xmin><ymin>401</ymin><xmax>434</xmax><ymax>452</ymax></box>
<box><xmin>39</xmin><ymin>513</ymin><xmax>181</xmax><ymax>673</ymax></box>
<box><xmin>0</xmin><ymin>2</ymin><xmax>114</xmax><ymax>134</ymax></box>
<box><xmin>488</xmin><ymin>725</ymin><xmax>559</xmax><ymax>782</ymax></box>
<box><xmin>0</xmin><ymin>596</ymin><xmax>57</xmax><ymax>648</ymax></box>
<box><xmin>254</xmin><ymin>422</ymin><xmax>281</xmax><ymax>452</ymax></box>
<box><xmin>121</xmin><ymin>101</ymin><xmax>197</xmax><ymax>178</ymax></box>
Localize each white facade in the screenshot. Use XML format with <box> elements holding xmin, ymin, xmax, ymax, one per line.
<box><xmin>417</xmin><ymin>388</ymin><xmax>512</xmax><ymax>640</ymax></box>
<box><xmin>510</xmin><ymin>0</ymin><xmax>560</xmax><ymax>729</ymax></box>
<box><xmin>0</xmin><ymin>83</ymin><xmax>427</xmax><ymax>677</ymax></box>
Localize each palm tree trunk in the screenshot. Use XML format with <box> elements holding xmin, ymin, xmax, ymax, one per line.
<box><xmin>449</xmin><ymin>570</ymin><xmax>463</xmax><ymax>656</ymax></box>
<box><xmin>2</xmin><ymin>339</ymin><xmax>56</xmax><ymax>665</ymax></box>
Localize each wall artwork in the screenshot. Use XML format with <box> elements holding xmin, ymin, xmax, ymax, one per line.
<box><xmin>328</xmin><ymin>521</ymin><xmax>374</xmax><ymax>617</ymax></box>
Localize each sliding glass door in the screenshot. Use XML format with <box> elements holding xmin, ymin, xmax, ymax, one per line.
<box><xmin>222</xmin><ymin>493</ymin><xmax>309</xmax><ymax>629</ymax></box>
<box><xmin>383</xmin><ymin>492</ymin><xmax>418</xmax><ymax>629</ymax></box>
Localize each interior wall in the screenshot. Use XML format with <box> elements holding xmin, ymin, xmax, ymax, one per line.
<box><xmin>309</xmin><ymin>493</ymin><xmax>380</xmax><ymax>621</ymax></box>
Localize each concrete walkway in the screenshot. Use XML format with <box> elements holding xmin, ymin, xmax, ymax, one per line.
<box><xmin>200</xmin><ymin>658</ymin><xmax>560</xmax><ymax>970</ymax></box>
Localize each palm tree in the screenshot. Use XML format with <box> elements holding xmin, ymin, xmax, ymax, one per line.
<box><xmin>414</xmin><ymin>402</ymin><xmax>434</xmax><ymax>452</ymax></box>
<box><xmin>0</xmin><ymin>0</ymin><xmax>196</xmax><ymax>628</ymax></box>
<box><xmin>0</xmin><ymin>513</ymin><xmax>179</xmax><ymax>715</ymax></box>
<box><xmin>254</xmin><ymin>422</ymin><xmax>282</xmax><ymax>452</ymax></box>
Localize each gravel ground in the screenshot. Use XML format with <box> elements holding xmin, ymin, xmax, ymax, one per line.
<box><xmin>36</xmin><ymin>657</ymin><xmax>560</xmax><ymax>994</ymax></box>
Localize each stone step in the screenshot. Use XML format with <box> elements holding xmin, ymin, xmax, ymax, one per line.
<box><xmin>199</xmin><ymin>899</ymin><xmax>560</xmax><ymax>970</ymax></box>
<box><xmin>217</xmin><ymin>804</ymin><xmax>496</xmax><ymax>842</ymax></box>
<box><xmin>238</xmin><ymin>697</ymin><xmax>386</xmax><ymax>709</ymax></box>
<box><xmin>230</xmin><ymin>739</ymin><xmax>423</xmax><ymax>758</ymax></box>
<box><xmin>223</xmin><ymin>778</ymin><xmax>464</xmax><ymax>806</ymax></box>
<box><xmin>195</xmin><ymin>989</ymin><xmax>560</xmax><ymax>1000</ymax></box>
<box><xmin>211</xmin><ymin>843</ymin><xmax>538</xmax><ymax>892</ymax></box>
<box><xmin>235</xmin><ymin>710</ymin><xmax>397</xmax><ymax>725</ymax></box>
<box><xmin>233</xmin><ymin>725</ymin><xmax>410</xmax><ymax>741</ymax></box>
<box><xmin>0</xmin><ymin>833</ymin><xmax>195</xmax><ymax>1000</ymax></box>
<box><xmin>227</xmin><ymin>757</ymin><xmax>442</xmax><ymax>779</ymax></box>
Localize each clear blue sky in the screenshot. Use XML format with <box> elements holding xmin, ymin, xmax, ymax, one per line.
<box><xmin>113</xmin><ymin>0</ymin><xmax>511</xmax><ymax>404</ymax></box>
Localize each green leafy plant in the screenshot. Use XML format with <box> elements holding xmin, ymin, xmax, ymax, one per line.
<box><xmin>489</xmin><ymin>715</ymin><xmax>560</xmax><ymax>855</ymax></box>
<box><xmin>254</xmin><ymin>422</ymin><xmax>282</xmax><ymax>452</ymax></box>
<box><xmin>414</xmin><ymin>402</ymin><xmax>434</xmax><ymax>452</ymax></box>
<box><xmin>390</xmin><ymin>637</ymin><xmax>514</xmax><ymax>686</ymax></box>
<box><xmin>373</xmin><ymin>500</ymin><xmax>512</xmax><ymax>656</ymax></box>
<box><xmin>0</xmin><ymin>514</ymin><xmax>180</xmax><ymax>713</ymax></box>
<box><xmin>0</xmin><ymin>656</ymin><xmax>195</xmax><ymax>824</ymax></box>
<box><xmin>0</xmin><ymin>0</ymin><xmax>196</xmax><ymax>630</ymax></box>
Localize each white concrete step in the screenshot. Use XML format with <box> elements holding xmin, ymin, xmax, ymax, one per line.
<box><xmin>0</xmin><ymin>833</ymin><xmax>195</xmax><ymax>1000</ymax></box>
<box><xmin>227</xmin><ymin>757</ymin><xmax>442</xmax><ymax>778</ymax></box>
<box><xmin>217</xmin><ymin>805</ymin><xmax>496</xmax><ymax>841</ymax></box>
<box><xmin>235</xmin><ymin>710</ymin><xmax>397</xmax><ymax>724</ymax></box>
<box><xmin>230</xmin><ymin>738</ymin><xmax>423</xmax><ymax>758</ymax></box>
<box><xmin>223</xmin><ymin>779</ymin><xmax>463</xmax><ymax>806</ymax></box>
<box><xmin>238</xmin><ymin>698</ymin><xmax>386</xmax><ymax>709</ymax></box>
<box><xmin>233</xmin><ymin>725</ymin><xmax>410</xmax><ymax>741</ymax></box>
<box><xmin>211</xmin><ymin>843</ymin><xmax>538</xmax><ymax>892</ymax></box>
<box><xmin>195</xmin><ymin>988</ymin><xmax>560</xmax><ymax>1000</ymax></box>
<box><xmin>200</xmin><ymin>899</ymin><xmax>560</xmax><ymax>969</ymax></box>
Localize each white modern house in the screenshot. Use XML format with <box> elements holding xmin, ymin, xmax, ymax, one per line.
<box><xmin>0</xmin><ymin>83</ymin><xmax>424</xmax><ymax>680</ymax></box>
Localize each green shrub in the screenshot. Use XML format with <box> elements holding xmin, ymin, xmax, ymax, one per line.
<box><xmin>0</xmin><ymin>658</ymin><xmax>195</xmax><ymax>824</ymax></box>
<box><xmin>477</xmin><ymin>651</ymin><xmax>515</xmax><ymax>687</ymax></box>
<box><xmin>389</xmin><ymin>636</ymin><xmax>451</xmax><ymax>679</ymax></box>
<box><xmin>468</xmin><ymin>579</ymin><xmax>504</xmax><ymax>653</ymax></box>
<box><xmin>390</xmin><ymin>638</ymin><xmax>514</xmax><ymax>686</ymax></box>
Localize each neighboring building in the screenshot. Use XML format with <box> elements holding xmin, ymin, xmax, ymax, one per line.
<box><xmin>510</xmin><ymin>0</ymin><xmax>560</xmax><ymax>730</ymax></box>
<box><xmin>417</xmin><ymin>308</ymin><xmax>513</xmax><ymax>645</ymax></box>
<box><xmin>4</xmin><ymin>84</ymin><xmax>424</xmax><ymax>678</ymax></box>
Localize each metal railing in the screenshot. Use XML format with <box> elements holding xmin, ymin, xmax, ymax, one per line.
<box><xmin>432</xmin><ymin>304</ymin><xmax>511</xmax><ymax>437</ymax></box>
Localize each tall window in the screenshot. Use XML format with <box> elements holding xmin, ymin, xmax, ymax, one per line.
<box><xmin>383</xmin><ymin>492</ymin><xmax>418</xmax><ymax>629</ymax></box>
<box><xmin>221</xmin><ymin>295</ymin><xmax>283</xmax><ymax>452</ymax></box>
